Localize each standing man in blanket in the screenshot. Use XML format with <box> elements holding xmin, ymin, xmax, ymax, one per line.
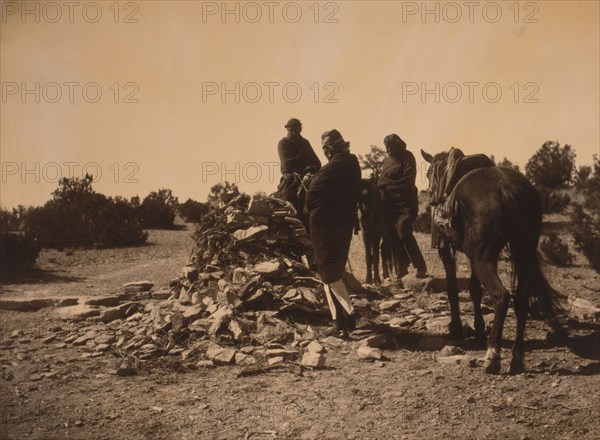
<box><xmin>306</xmin><ymin>129</ymin><xmax>362</xmax><ymax>335</ymax></box>
<box><xmin>276</xmin><ymin>118</ymin><xmax>322</xmax><ymax>230</ymax></box>
<box><xmin>378</xmin><ymin>134</ymin><xmax>428</xmax><ymax>282</ymax></box>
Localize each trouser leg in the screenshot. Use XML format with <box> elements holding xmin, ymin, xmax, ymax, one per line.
<box><xmin>324</xmin><ymin>279</ymin><xmax>355</xmax><ymax>321</ymax></box>
<box><xmin>396</xmin><ymin>211</ymin><xmax>427</xmax><ymax>273</ymax></box>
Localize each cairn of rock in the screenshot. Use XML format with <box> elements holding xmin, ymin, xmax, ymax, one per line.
<box><xmin>108</xmin><ymin>194</ymin><xmax>346</xmax><ymax>373</ymax></box>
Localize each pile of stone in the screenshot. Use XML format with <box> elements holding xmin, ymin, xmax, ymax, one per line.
<box><xmin>46</xmin><ymin>193</ymin><xmax>492</xmax><ymax>374</ymax></box>
<box><xmin>49</xmin><ymin>194</ymin><xmax>370</xmax><ymax>374</ymax></box>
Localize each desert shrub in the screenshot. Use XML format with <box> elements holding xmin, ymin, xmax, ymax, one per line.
<box><xmin>540</xmin><ymin>232</ymin><xmax>573</xmax><ymax>267</ymax></box>
<box><xmin>24</xmin><ymin>175</ymin><xmax>147</xmax><ymax>248</ymax></box>
<box><xmin>358</xmin><ymin>145</ymin><xmax>386</xmax><ymax>175</ymax></box>
<box><xmin>497</xmin><ymin>157</ymin><xmax>520</xmax><ymax>172</ymax></box>
<box><xmin>137</xmin><ymin>189</ymin><xmax>179</xmax><ymax>228</ymax></box>
<box><xmin>575</xmin><ymin>165</ymin><xmax>592</xmax><ymax>189</ymax></box>
<box><xmin>95</xmin><ymin>196</ymin><xmax>149</xmax><ymax>247</ymax></box>
<box><xmin>207</xmin><ymin>182</ymin><xmax>249</xmax><ymax>209</ymax></box>
<box><xmin>0</xmin><ymin>232</ymin><xmax>40</xmax><ymax>276</ymax></box>
<box><xmin>571</xmin><ymin>206</ymin><xmax>600</xmax><ymax>273</ymax></box>
<box><xmin>178</xmin><ymin>198</ymin><xmax>209</xmax><ymax>223</ymax></box>
<box><xmin>570</xmin><ymin>155</ymin><xmax>600</xmax><ymax>272</ymax></box>
<box><xmin>1</xmin><ymin>207</ymin><xmax>24</xmax><ymax>232</ymax></box>
<box><xmin>413</xmin><ymin>205</ymin><xmax>432</xmax><ymax>233</ymax></box>
<box><xmin>525</xmin><ymin>141</ymin><xmax>576</xmax><ymax>189</ymax></box>
<box><xmin>537</xmin><ymin>187</ymin><xmax>571</xmax><ymax>214</ymax></box>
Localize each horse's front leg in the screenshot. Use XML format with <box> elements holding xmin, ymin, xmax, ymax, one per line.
<box><xmin>373</xmin><ymin>233</ymin><xmax>381</xmax><ymax>285</ymax></box>
<box><xmin>439</xmin><ymin>244</ymin><xmax>462</xmax><ymax>340</ymax></box>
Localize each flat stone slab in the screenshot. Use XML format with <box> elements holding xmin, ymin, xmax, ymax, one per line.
<box><xmin>82</xmin><ymin>296</ymin><xmax>121</xmax><ymax>307</ymax></box>
<box><xmin>0</xmin><ymin>298</ymin><xmax>59</xmax><ymax>312</ymax></box>
<box><xmin>57</xmin><ymin>305</ymin><xmax>102</xmax><ymax>320</ymax></box>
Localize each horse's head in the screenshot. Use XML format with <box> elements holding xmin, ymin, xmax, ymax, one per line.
<box><xmin>421</xmin><ymin>149</ymin><xmax>449</xmax><ymax>206</ymax></box>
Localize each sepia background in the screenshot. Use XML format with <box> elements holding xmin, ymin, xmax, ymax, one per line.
<box><xmin>1</xmin><ymin>0</ymin><xmax>599</xmax><ymax>207</ymax></box>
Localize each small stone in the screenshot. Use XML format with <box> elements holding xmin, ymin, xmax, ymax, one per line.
<box><xmin>268</xmin><ymin>356</ymin><xmax>284</xmax><ymax>365</ymax></box>
<box><xmin>301</xmin><ymin>352</ymin><xmax>326</xmax><ymax>369</ymax></box>
<box><xmin>83</xmin><ymin>296</ymin><xmax>121</xmax><ymax>307</ymax></box>
<box><xmin>196</xmin><ymin>360</ymin><xmax>215</xmax><ymax>369</ymax></box>
<box><xmin>182</xmin><ymin>266</ymin><xmax>199</xmax><ymax>282</ymax></box>
<box><xmin>467</xmin><ymin>396</ymin><xmax>476</xmax><ymax>403</ymax></box>
<box><xmin>361</xmin><ymin>334</ymin><xmax>387</xmax><ymax>348</ymax></box>
<box><xmin>74</xmin><ymin>420</ymin><xmax>84</xmax><ymax>427</ymax></box>
<box><xmin>228</xmin><ymin>320</ymin><xmax>244</xmax><ymax>341</ymax></box>
<box><xmin>213</xmin><ymin>349</ymin><xmax>236</xmax><ymax>366</ymax></box>
<box><xmin>42</xmin><ymin>335</ymin><xmax>57</xmax><ymax>344</ymax></box>
<box><xmin>123</xmin><ymin>281</ymin><xmax>154</xmax><ymax>291</ymax></box>
<box><xmin>151</xmin><ymin>407</ymin><xmax>163</xmax><ymax>413</ymax></box>
<box><xmin>357</xmin><ymin>346</ymin><xmax>382</xmax><ymax>361</ymax></box>
<box><xmin>306</xmin><ymin>341</ymin><xmax>326</xmax><ymax>354</ymax></box>
<box><xmin>116</xmin><ymin>362</ymin><xmax>137</xmax><ymax>376</ymax></box>
<box><xmin>57</xmin><ymin>305</ymin><xmax>101</xmax><ymax>321</ymax></box>
<box><xmin>233</xmin><ymin>225</ymin><xmax>268</xmax><ymax>241</ymax></box>
<box><xmin>378</xmin><ymin>300</ymin><xmax>401</xmax><ymax>311</ymax></box>
<box><xmin>439</xmin><ymin>346</ymin><xmax>464</xmax><ymax>357</ymax></box>
<box><xmin>253</xmin><ymin>261</ymin><xmax>281</xmax><ymax>277</ymax></box>
<box><xmin>388</xmin><ymin>317</ymin><xmax>410</xmax><ymax>327</ymax></box>
<box><xmin>95</xmin><ymin>334</ymin><xmax>116</xmax><ymax>345</ymax></box>
<box><xmin>436</xmin><ymin>355</ymin><xmax>473</xmax><ymax>366</ymax></box>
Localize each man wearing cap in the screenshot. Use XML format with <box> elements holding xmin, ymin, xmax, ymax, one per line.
<box><xmin>378</xmin><ymin>134</ymin><xmax>428</xmax><ymax>281</ymax></box>
<box><xmin>305</xmin><ymin>129</ymin><xmax>361</xmax><ymax>335</ymax></box>
<box><xmin>276</xmin><ymin>118</ymin><xmax>321</xmax><ymax>228</ymax></box>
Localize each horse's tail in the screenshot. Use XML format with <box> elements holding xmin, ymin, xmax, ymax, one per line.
<box><xmin>500</xmin><ymin>171</ymin><xmax>567</xmax><ymax>333</ymax></box>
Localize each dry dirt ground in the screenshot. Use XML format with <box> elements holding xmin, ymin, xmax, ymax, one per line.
<box><xmin>1</xmin><ymin>218</ymin><xmax>599</xmax><ymax>440</ymax></box>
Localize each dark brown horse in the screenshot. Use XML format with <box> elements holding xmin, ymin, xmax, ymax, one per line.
<box><xmin>357</xmin><ymin>175</ymin><xmax>404</xmax><ymax>284</ymax></box>
<box><xmin>421</xmin><ymin>149</ymin><xmax>565</xmax><ymax>374</ymax></box>
<box><xmin>358</xmin><ymin>175</ymin><xmax>384</xmax><ymax>284</ymax></box>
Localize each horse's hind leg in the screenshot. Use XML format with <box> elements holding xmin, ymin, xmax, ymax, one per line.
<box><xmin>472</xmin><ymin>248</ymin><xmax>511</xmax><ymax>374</ymax></box>
<box><xmin>510</xmin><ymin>257</ymin><xmax>530</xmax><ymax>374</ymax></box>
<box><xmin>364</xmin><ymin>233</ymin><xmax>373</xmax><ymax>284</ymax></box>
<box><xmin>469</xmin><ymin>270</ymin><xmax>486</xmax><ymax>347</ymax></box>
<box><xmin>440</xmin><ymin>244</ymin><xmax>462</xmax><ymax>340</ymax></box>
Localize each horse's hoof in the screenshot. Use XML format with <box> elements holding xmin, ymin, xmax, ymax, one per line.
<box><xmin>484</xmin><ymin>359</ymin><xmax>502</xmax><ymax>374</ymax></box>
<box><xmin>508</xmin><ymin>361</ymin><xmax>525</xmax><ymax>375</ymax></box>
<box><xmin>474</xmin><ymin>332</ymin><xmax>487</xmax><ymax>348</ymax></box>
<box><xmin>448</xmin><ymin>323</ymin><xmax>463</xmax><ymax>341</ymax></box>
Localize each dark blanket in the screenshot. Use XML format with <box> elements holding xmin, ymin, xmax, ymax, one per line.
<box><xmin>377</xmin><ymin>150</ymin><xmax>418</xmax><ymax>217</ymax></box>
<box><xmin>306</xmin><ymin>153</ymin><xmax>361</xmax><ymax>283</ymax></box>
<box><xmin>276</xmin><ymin>136</ymin><xmax>322</xmax><ymax>216</ymax></box>
<box><xmin>277</xmin><ymin>136</ymin><xmax>321</xmax><ymax>175</ymax></box>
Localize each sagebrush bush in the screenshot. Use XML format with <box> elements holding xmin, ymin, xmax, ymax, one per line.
<box><xmin>570</xmin><ymin>156</ymin><xmax>600</xmax><ymax>273</ymax></box>
<box><xmin>571</xmin><ymin>206</ymin><xmax>600</xmax><ymax>273</ymax></box>
<box><xmin>537</xmin><ymin>187</ymin><xmax>571</xmax><ymax>214</ymax></box>
<box><xmin>540</xmin><ymin>232</ymin><xmax>574</xmax><ymax>267</ymax></box>
<box><xmin>24</xmin><ymin>175</ymin><xmax>147</xmax><ymax>249</ymax></box>
<box><xmin>178</xmin><ymin>198</ymin><xmax>209</xmax><ymax>223</ymax></box>
<box><xmin>137</xmin><ymin>189</ymin><xmax>179</xmax><ymax>228</ymax></box>
<box><xmin>413</xmin><ymin>205</ymin><xmax>432</xmax><ymax>233</ymax></box>
<box><xmin>0</xmin><ymin>232</ymin><xmax>41</xmax><ymax>276</ymax></box>
<box><xmin>525</xmin><ymin>141</ymin><xmax>576</xmax><ymax>189</ymax></box>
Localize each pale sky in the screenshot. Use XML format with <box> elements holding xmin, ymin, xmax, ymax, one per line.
<box><xmin>1</xmin><ymin>0</ymin><xmax>599</xmax><ymax>208</ymax></box>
